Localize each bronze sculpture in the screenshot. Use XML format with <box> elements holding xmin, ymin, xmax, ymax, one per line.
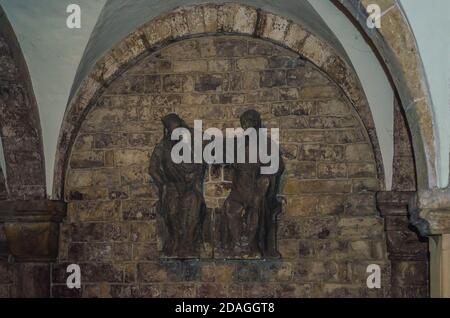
<box><xmin>221</xmin><ymin>110</ymin><xmax>284</xmax><ymax>258</ymax></box>
<box><xmin>150</xmin><ymin>114</ymin><xmax>207</xmax><ymax>258</ymax></box>
<box><xmin>150</xmin><ymin>110</ymin><xmax>283</xmax><ymax>259</ymax></box>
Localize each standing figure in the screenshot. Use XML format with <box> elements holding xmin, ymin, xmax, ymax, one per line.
<box><xmin>221</xmin><ymin>110</ymin><xmax>284</xmax><ymax>258</ymax></box>
<box><xmin>150</xmin><ymin>114</ymin><xmax>207</xmax><ymax>257</ymax></box>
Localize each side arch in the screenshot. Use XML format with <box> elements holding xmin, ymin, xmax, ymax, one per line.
<box><xmin>331</xmin><ymin>0</ymin><xmax>438</xmax><ymax>189</ymax></box>
<box><xmin>53</xmin><ymin>3</ymin><xmax>385</xmax><ymax>199</ymax></box>
<box><xmin>0</xmin><ymin>6</ymin><xmax>46</xmax><ymax>199</ymax></box>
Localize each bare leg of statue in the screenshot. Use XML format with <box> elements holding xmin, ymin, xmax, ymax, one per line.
<box><xmin>182</xmin><ymin>190</ymin><xmax>204</xmax><ymax>255</ymax></box>
<box><xmin>223</xmin><ymin>196</ymin><xmax>245</xmax><ymax>253</ymax></box>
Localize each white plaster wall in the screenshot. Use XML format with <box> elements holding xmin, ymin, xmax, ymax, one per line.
<box><xmin>0</xmin><ymin>0</ymin><xmax>106</xmax><ymax>197</ymax></box>
<box><xmin>399</xmin><ymin>0</ymin><xmax>450</xmax><ymax>188</ymax></box>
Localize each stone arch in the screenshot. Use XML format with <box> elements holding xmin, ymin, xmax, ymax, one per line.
<box><xmin>58</xmin><ymin>34</ymin><xmax>390</xmax><ymax>298</ymax></box>
<box><xmin>0</xmin><ymin>6</ymin><xmax>46</xmax><ymax>199</ymax></box>
<box><xmin>54</xmin><ymin>3</ymin><xmax>385</xmax><ymax>199</ymax></box>
<box><xmin>331</xmin><ymin>0</ymin><xmax>437</xmax><ymax>190</ymax></box>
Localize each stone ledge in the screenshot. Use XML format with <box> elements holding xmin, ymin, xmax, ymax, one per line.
<box><xmin>0</xmin><ymin>200</ymin><xmax>66</xmax><ymax>262</ymax></box>
<box><xmin>409</xmin><ymin>188</ymin><xmax>450</xmax><ymax>236</ymax></box>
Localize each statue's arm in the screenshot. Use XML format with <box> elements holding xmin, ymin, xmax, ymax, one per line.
<box><xmin>265</xmin><ymin>155</ymin><xmax>284</xmax><ymax>200</ymax></box>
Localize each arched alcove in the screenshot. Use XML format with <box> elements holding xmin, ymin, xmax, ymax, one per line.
<box><xmin>54</xmin><ymin>3</ymin><xmax>386</xmax><ymax>200</ymax></box>
<box><xmin>52</xmin><ymin>5</ymin><xmax>392</xmax><ymax>297</ymax></box>
<box><xmin>331</xmin><ymin>0</ymin><xmax>438</xmax><ymax>190</ymax></box>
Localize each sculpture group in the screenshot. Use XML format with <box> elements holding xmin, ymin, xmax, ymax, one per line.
<box><xmin>150</xmin><ymin>110</ymin><xmax>284</xmax><ymax>259</ymax></box>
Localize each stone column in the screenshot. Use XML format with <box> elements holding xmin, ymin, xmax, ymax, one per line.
<box><xmin>409</xmin><ymin>188</ymin><xmax>450</xmax><ymax>298</ymax></box>
<box><xmin>377</xmin><ymin>191</ymin><xmax>429</xmax><ymax>297</ymax></box>
<box><xmin>0</xmin><ymin>200</ymin><xmax>66</xmax><ymax>298</ymax></box>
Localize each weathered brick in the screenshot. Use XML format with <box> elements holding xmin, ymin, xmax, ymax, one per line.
<box><xmin>163</xmin><ymin>74</ymin><xmax>192</xmax><ymax>93</ymax></box>
<box><xmin>0</xmin><ymin>263</ymin><xmax>14</xmax><ymax>284</ymax></box>
<box><xmin>242</xmin><ymin>283</ymin><xmax>276</xmax><ymax>298</ymax></box>
<box><xmin>107</xmin><ymin>76</ymin><xmax>144</xmax><ymax>94</ymax></box>
<box><xmin>123</xmin><ymin>201</ymin><xmax>157</xmax><ymax>220</ymax></box>
<box><xmin>285</xmin><ymin>162</ymin><xmax>316</xmax><ymax>179</ymax></box>
<box><xmin>248</xmin><ymin>41</ymin><xmax>273</xmax><ymax>56</ymax></box>
<box><xmin>195</xmin><ymin>74</ymin><xmax>227</xmax><ymax>92</ymax></box>
<box><xmin>338</xmin><ymin>217</ymin><xmax>384</xmax><ymax>239</ymax></box>
<box><xmin>279</xmin><ymin>87</ymin><xmax>300</xmax><ymax>101</ymax></box>
<box><xmin>316</xmin><ymin>100</ymin><xmax>350</xmax><ymax>116</ymax></box>
<box><xmin>318</xmin><ymin>163</ymin><xmax>347</xmax><ymax>179</ymax></box>
<box><xmin>132</xmin><ymin>243</ymin><xmax>159</xmax><ymax>261</ymax></box>
<box><xmin>294</xmin><ymin>260</ymin><xmax>349</xmax><ymax>282</ymax></box>
<box><xmin>83</xmin><ymin>263</ymin><xmax>123</xmax><ymax>283</ymax></box>
<box><xmin>162</xmin><ymin>283</ymin><xmax>196</xmax><ymax>297</ymax></box>
<box><xmin>214</xmin><ymin>38</ymin><xmax>247</xmax><ymax>57</ymax></box>
<box><xmin>283</xmin><ymin>130</ymin><xmax>326</xmax><ymax>143</ymax></box>
<box><xmin>236</xmin><ymin>57</ymin><xmax>268</xmax><ymax>71</ymax></box>
<box><xmin>66</xmin><ymin>170</ymin><xmax>93</xmax><ymax>188</ymax></box>
<box><xmin>131</xmin><ymin>58</ymin><xmax>172</xmax><ymax>74</ymax></box>
<box><xmin>275</xmin><ymin>283</ymin><xmax>316</xmax><ymax>298</ymax></box>
<box><xmin>70</xmin><ymin>151</ymin><xmax>104</xmax><ymax>169</ymax></box>
<box><xmin>137</xmin><ymin>263</ymin><xmax>167</xmax><ymax>283</ymax></box>
<box><xmin>257</xmin><ymin>13</ymin><xmax>289</xmax><ymax>42</ymax></box>
<box><xmin>278</xmin><ymin>240</ymin><xmax>299</xmax><ymax>259</ymax></box>
<box><xmin>352</xmin><ymin>178</ymin><xmax>379</xmax><ymax>192</ymax></box>
<box><xmin>283</xmin><ymin>180</ymin><xmax>351</xmax><ymax>195</ymax></box>
<box><xmin>348</xmin><ymin>163</ymin><xmax>377</xmax><ymax>178</ymax></box>
<box><xmin>260</xmin><ymin>70</ymin><xmax>286</xmax><ymax>87</ymax></box>
<box><xmin>94</xmin><ymin>133</ymin><xmax>128</xmax><ymax>149</ymax></box>
<box><xmin>92</xmin><ymin>169</ymin><xmax>120</xmax><ymax>187</ymax></box>
<box><xmin>112</xmin><ymin>242</ymin><xmax>132</xmax><ymax>261</ymax></box>
<box><xmin>260</xmin><ymin>262</ymin><xmax>293</xmax><ymax>282</ymax></box>
<box><xmin>86</xmin><ymin>243</ymin><xmax>113</xmax><ymax>261</ymax></box>
<box><xmin>74</xmin><ymin>134</ymin><xmax>94</xmax><ymax>151</ymax></box>
<box><xmin>114</xmin><ymin>149</ymin><xmax>150</xmax><ymax>166</ymax></box>
<box><xmin>74</xmin><ymin>201</ymin><xmax>121</xmax><ymax>222</ymax></box>
<box><xmin>281</xmin><ymin>144</ymin><xmax>298</xmax><ymax>160</ymax></box>
<box><xmin>130</xmin><ymin>222</ymin><xmax>156</xmax><ymax>242</ymax></box>
<box><xmin>69</xmin><ymin>223</ymin><xmax>104</xmax><ymax>242</ymax></box>
<box><xmin>318</xmin><ymin>195</ymin><xmax>346</xmax><ymax>215</ymax></box>
<box><xmin>345</xmin><ymin>144</ymin><xmax>374</xmax><ymax>161</ymax></box>
<box><xmin>161</xmin><ymin>40</ymin><xmax>200</xmax><ymax>59</ymax></box>
<box><xmin>105</xmin><ymin>222</ymin><xmax>130</xmax><ymax>241</ymax></box>
<box><xmin>145</xmin><ymin>75</ymin><xmax>162</xmax><ymax>93</ymax></box>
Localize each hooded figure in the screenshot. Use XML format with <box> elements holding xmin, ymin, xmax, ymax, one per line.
<box><xmin>150</xmin><ymin>114</ymin><xmax>207</xmax><ymax>257</ymax></box>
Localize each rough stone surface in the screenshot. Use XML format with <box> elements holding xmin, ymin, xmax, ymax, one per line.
<box><xmin>377</xmin><ymin>191</ymin><xmax>428</xmax><ymax>297</ymax></box>
<box><xmin>58</xmin><ymin>36</ymin><xmax>390</xmax><ymax>298</ymax></box>
<box><xmin>392</xmin><ymin>99</ymin><xmax>416</xmax><ymax>191</ymax></box>
<box><xmin>0</xmin><ymin>15</ymin><xmax>46</xmax><ymax>200</ymax></box>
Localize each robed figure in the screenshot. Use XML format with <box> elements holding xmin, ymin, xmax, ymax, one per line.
<box><xmin>221</xmin><ymin>110</ymin><xmax>284</xmax><ymax>258</ymax></box>
<box><xmin>150</xmin><ymin>114</ymin><xmax>207</xmax><ymax>257</ymax></box>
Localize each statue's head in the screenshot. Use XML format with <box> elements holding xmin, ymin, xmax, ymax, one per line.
<box><xmin>162</xmin><ymin>113</ymin><xmax>184</xmax><ymax>136</ymax></box>
<box><xmin>240</xmin><ymin>109</ymin><xmax>262</xmax><ymax>130</ymax></box>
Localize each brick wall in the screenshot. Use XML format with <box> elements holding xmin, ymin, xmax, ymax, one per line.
<box><xmin>55</xmin><ymin>36</ymin><xmax>390</xmax><ymax>297</ymax></box>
